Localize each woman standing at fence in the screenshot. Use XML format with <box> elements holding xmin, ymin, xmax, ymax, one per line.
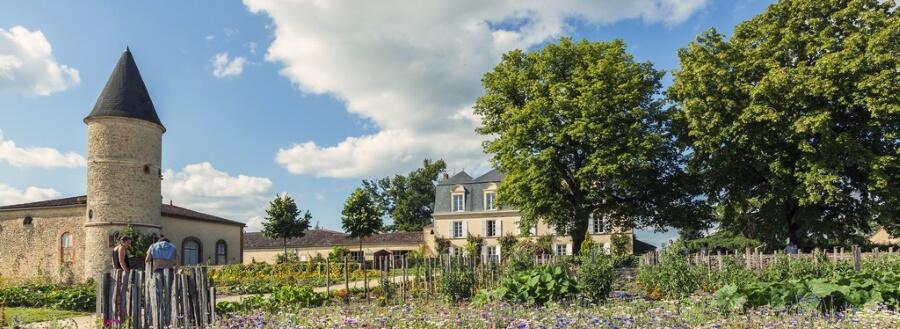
<box><xmin>112</xmin><ymin>236</ymin><xmax>131</xmax><ymax>271</ymax></box>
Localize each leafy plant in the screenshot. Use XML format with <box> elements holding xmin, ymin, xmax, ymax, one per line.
<box><xmin>269</xmin><ymin>285</ymin><xmax>326</xmax><ymax>308</ymax></box>
<box><xmin>465</xmin><ymin>234</ymin><xmax>484</xmax><ymax>257</ymax></box>
<box><xmin>577</xmin><ymin>249</ymin><xmax>614</xmax><ymax>303</ymax></box>
<box><xmin>496</xmin><ymin>264</ymin><xmax>576</xmax><ymax>305</ymax></box>
<box><xmin>636</xmin><ymin>242</ymin><xmax>698</xmax><ymax>300</ymax></box>
<box><xmin>434</xmin><ymin>237</ymin><xmax>451</xmax><ymax>255</ymax></box>
<box><xmin>438</xmin><ymin>267</ymin><xmax>476</xmax><ymax>303</ymax></box>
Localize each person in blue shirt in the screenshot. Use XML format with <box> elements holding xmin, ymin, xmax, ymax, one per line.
<box><xmin>145</xmin><ymin>236</ymin><xmax>180</xmax><ymax>272</ymax></box>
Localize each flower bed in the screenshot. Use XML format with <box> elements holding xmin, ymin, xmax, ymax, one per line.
<box><xmin>210</xmin><ymin>262</ymin><xmax>388</xmax><ymax>294</ymax></box>
<box><xmin>213</xmin><ymin>296</ymin><xmax>900</xmax><ymax>328</ymax></box>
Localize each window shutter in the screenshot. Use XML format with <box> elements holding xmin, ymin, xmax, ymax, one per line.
<box><xmin>587</xmin><ymin>216</ymin><xmax>595</xmax><ymax>234</ymax></box>
<box><xmin>462</xmin><ymin>221</ymin><xmax>468</xmax><ymax>237</ymax></box>
<box><xmin>566</xmin><ymin>243</ymin><xmax>572</xmax><ymax>256</ymax></box>
<box><xmin>603</xmin><ymin>242</ymin><xmax>611</xmax><ymax>255</ymax></box>
<box><xmin>481</xmin><ymin>220</ymin><xmax>487</xmax><ymax>237</ymax></box>
<box><xmin>448</xmin><ymin>222</ymin><xmax>454</xmax><ymax>238</ymax></box>
<box><xmin>498</xmin><ymin>220</ymin><xmax>503</xmax><ymax>236</ymax></box>
<box><xmin>496</xmin><ymin>244</ymin><xmax>502</xmax><ymax>262</ymax></box>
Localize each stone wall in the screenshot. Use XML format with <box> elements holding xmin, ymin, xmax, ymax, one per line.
<box><xmin>243</xmin><ymin>242</ymin><xmax>422</xmax><ymax>264</ymax></box>
<box><xmin>0</xmin><ymin>206</ymin><xmax>86</xmax><ymax>283</ymax></box>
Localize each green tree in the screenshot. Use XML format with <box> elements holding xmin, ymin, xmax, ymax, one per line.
<box><xmin>669</xmin><ymin>0</ymin><xmax>900</xmax><ymax>248</ymax></box>
<box><xmin>363</xmin><ymin>159</ymin><xmax>446</xmax><ymax>232</ymax></box>
<box><xmin>475</xmin><ymin>38</ymin><xmax>705</xmax><ymax>254</ymax></box>
<box><xmin>262</xmin><ymin>194</ymin><xmax>312</xmax><ymax>259</ymax></box>
<box><xmin>342</xmin><ymin>187</ymin><xmax>383</xmax><ymax>265</ymax></box>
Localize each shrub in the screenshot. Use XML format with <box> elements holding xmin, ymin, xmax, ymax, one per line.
<box><xmin>577</xmin><ymin>249</ymin><xmax>614</xmax><ymax>303</ymax></box>
<box><xmin>465</xmin><ymin>234</ymin><xmax>484</xmax><ymax>257</ymax></box>
<box><xmin>434</xmin><ymin>237</ymin><xmax>451</xmax><ymax>254</ymax></box>
<box><xmin>496</xmin><ymin>264</ymin><xmax>576</xmax><ymax>305</ymax></box>
<box><xmin>636</xmin><ymin>242</ymin><xmax>698</xmax><ymax>300</ymax></box>
<box><xmin>579</xmin><ymin>237</ymin><xmax>597</xmax><ymax>255</ymax></box>
<box><xmin>535</xmin><ymin>235</ymin><xmax>553</xmax><ymax>255</ymax></box>
<box><xmin>276</xmin><ymin>252</ymin><xmax>300</xmax><ymax>264</ymax></box>
<box><xmin>438</xmin><ymin>267</ymin><xmax>476</xmax><ymax>303</ymax></box>
<box><xmin>503</xmin><ymin>241</ymin><xmax>537</xmax><ymax>276</ymax></box>
<box><xmin>328</xmin><ymin>246</ymin><xmax>350</xmax><ymax>261</ymax></box>
<box><xmin>498</xmin><ymin>234</ymin><xmax>518</xmax><ymax>253</ymax></box>
<box><xmin>270</xmin><ymin>285</ymin><xmax>325</xmax><ymax>308</ymax></box>
<box><xmin>611</xmin><ymin>234</ymin><xmax>630</xmax><ymax>256</ymax></box>
<box><xmin>686</xmin><ymin>231</ymin><xmax>762</xmax><ymax>253</ymax></box>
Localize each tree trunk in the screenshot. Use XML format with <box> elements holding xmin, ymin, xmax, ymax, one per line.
<box><xmin>283</xmin><ymin>238</ymin><xmax>288</xmax><ymax>261</ymax></box>
<box><xmin>359</xmin><ymin>238</ymin><xmax>364</xmax><ymax>270</ymax></box>
<box><xmin>570</xmin><ymin>208</ymin><xmax>590</xmax><ymax>255</ymax></box>
<box><xmin>785</xmin><ymin>202</ymin><xmax>801</xmax><ymax>250</ymax></box>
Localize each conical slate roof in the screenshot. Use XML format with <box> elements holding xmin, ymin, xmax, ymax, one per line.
<box><xmin>85</xmin><ymin>48</ymin><xmax>164</xmax><ymax>130</ymax></box>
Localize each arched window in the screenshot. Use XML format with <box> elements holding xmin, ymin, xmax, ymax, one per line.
<box><xmin>215</xmin><ymin>240</ymin><xmax>227</xmax><ymax>265</ymax></box>
<box><xmin>60</xmin><ymin>232</ymin><xmax>74</xmax><ymax>263</ymax></box>
<box><xmin>182</xmin><ymin>238</ymin><xmax>202</xmax><ymax>266</ymax></box>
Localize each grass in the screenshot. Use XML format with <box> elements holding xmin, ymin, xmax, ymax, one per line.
<box><xmin>2</xmin><ymin>307</ymin><xmax>89</xmax><ymax>325</ymax></box>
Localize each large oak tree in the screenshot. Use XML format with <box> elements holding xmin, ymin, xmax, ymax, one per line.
<box><xmin>669</xmin><ymin>0</ymin><xmax>900</xmax><ymax>248</ymax></box>
<box><xmin>475</xmin><ymin>38</ymin><xmax>704</xmax><ymax>253</ymax></box>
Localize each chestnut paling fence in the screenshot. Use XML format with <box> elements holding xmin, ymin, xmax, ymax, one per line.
<box><xmin>96</xmin><ymin>265</ymin><xmax>215</xmax><ymax>329</ymax></box>
<box><xmin>639</xmin><ymin>245</ymin><xmax>900</xmax><ymax>272</ymax></box>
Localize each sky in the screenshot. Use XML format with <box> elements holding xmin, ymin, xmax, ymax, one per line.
<box><xmin>0</xmin><ymin>0</ymin><xmax>776</xmax><ymax>247</ymax></box>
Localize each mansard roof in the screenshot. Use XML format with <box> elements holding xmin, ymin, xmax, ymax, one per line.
<box><xmin>85</xmin><ymin>48</ymin><xmax>164</xmax><ymax>130</ymax></box>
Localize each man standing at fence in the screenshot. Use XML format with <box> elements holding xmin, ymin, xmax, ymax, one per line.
<box><xmin>146</xmin><ymin>236</ymin><xmax>180</xmax><ymax>274</ymax></box>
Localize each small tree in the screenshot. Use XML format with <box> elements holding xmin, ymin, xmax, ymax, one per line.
<box><xmin>263</xmin><ymin>194</ymin><xmax>312</xmax><ymax>260</ymax></box>
<box><xmin>434</xmin><ymin>237</ymin><xmax>451</xmax><ymax>255</ymax></box>
<box><xmin>465</xmin><ymin>234</ymin><xmax>485</xmax><ymax>257</ymax></box>
<box><xmin>342</xmin><ymin>187</ymin><xmax>383</xmax><ymax>267</ymax></box>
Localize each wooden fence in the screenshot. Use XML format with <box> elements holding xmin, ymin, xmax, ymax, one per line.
<box><xmin>640</xmin><ymin>245</ymin><xmax>900</xmax><ymax>272</ymax></box>
<box><xmin>96</xmin><ymin>265</ymin><xmax>215</xmax><ymax>328</ymax></box>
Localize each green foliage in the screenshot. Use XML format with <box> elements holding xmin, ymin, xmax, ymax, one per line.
<box><xmin>475</xmin><ymin>37</ymin><xmax>706</xmax><ymax>254</ymax></box>
<box><xmin>0</xmin><ymin>283</ymin><xmax>94</xmax><ymax>312</ymax></box>
<box><xmin>216</xmin><ymin>285</ymin><xmax>326</xmax><ymax>314</ymax></box>
<box><xmin>210</xmin><ymin>262</ymin><xmax>381</xmax><ymax>294</ymax></box>
<box><xmin>716</xmin><ymin>270</ymin><xmax>900</xmax><ymax>313</ymax></box>
<box><xmin>263</xmin><ymin>194</ymin><xmax>312</xmax><ymax>258</ymax></box>
<box><xmin>669</xmin><ymin>0</ymin><xmax>900</xmax><ymax>247</ymax></box>
<box><xmin>465</xmin><ymin>234</ymin><xmax>484</xmax><ymax>257</ymax></box>
<box><xmin>342</xmin><ymin>187</ymin><xmax>383</xmax><ymax>240</ymax></box>
<box><xmin>112</xmin><ymin>225</ymin><xmax>156</xmax><ymax>260</ymax></box>
<box><xmin>434</xmin><ymin>237</ymin><xmax>451</xmax><ymax>255</ymax></box>
<box><xmin>328</xmin><ymin>246</ymin><xmax>350</xmax><ymax>261</ymax></box>
<box><xmin>363</xmin><ymin>159</ymin><xmax>446</xmax><ymax>232</ymax></box>
<box><xmin>498</xmin><ymin>234</ymin><xmax>518</xmax><ymax>254</ymax></box>
<box><xmin>496</xmin><ymin>265</ymin><xmax>576</xmax><ymax>305</ymax></box>
<box><xmin>611</xmin><ymin>234</ymin><xmax>630</xmax><ymax>256</ymax></box>
<box><xmin>636</xmin><ymin>243</ymin><xmax>699</xmax><ymax>300</ymax></box>
<box><xmin>577</xmin><ymin>249</ymin><xmax>614</xmax><ymax>303</ymax></box>
<box><xmin>685</xmin><ymin>231</ymin><xmax>762</xmax><ymax>253</ymax></box>
<box><xmin>534</xmin><ymin>235</ymin><xmax>553</xmax><ymax>255</ymax></box>
<box><xmin>275</xmin><ymin>252</ymin><xmax>300</xmax><ymax>264</ymax></box>
<box><xmin>502</xmin><ymin>241</ymin><xmax>538</xmax><ymax>276</ymax></box>
<box><xmin>579</xmin><ymin>238</ymin><xmax>596</xmax><ymax>255</ymax></box>
<box><xmin>438</xmin><ymin>267</ymin><xmax>476</xmax><ymax>303</ymax></box>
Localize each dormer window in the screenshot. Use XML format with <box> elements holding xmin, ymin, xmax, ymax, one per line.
<box><xmin>485</xmin><ymin>192</ymin><xmax>496</xmax><ymax>211</ymax></box>
<box><xmin>452</xmin><ymin>194</ymin><xmax>464</xmax><ymax>212</ymax></box>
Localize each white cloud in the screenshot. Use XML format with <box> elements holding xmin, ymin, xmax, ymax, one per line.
<box><xmin>0</xmin><ymin>129</ymin><xmax>86</xmax><ymax>168</ymax></box>
<box><xmin>245</xmin><ymin>215</ymin><xmax>264</xmax><ymax>232</ymax></box>
<box><xmin>162</xmin><ymin>162</ymin><xmax>273</xmax><ymax>227</ymax></box>
<box><xmin>0</xmin><ymin>26</ymin><xmax>79</xmax><ymax>96</ymax></box>
<box><xmin>246</xmin><ymin>0</ymin><xmax>708</xmax><ymax>178</ymax></box>
<box><xmin>211</xmin><ymin>52</ymin><xmax>247</xmax><ymax>78</ymax></box>
<box><xmin>205</xmin><ymin>34</ymin><xmax>215</xmax><ymax>41</ymax></box>
<box><xmin>313</xmin><ymin>193</ymin><xmax>325</xmax><ymax>201</ymax></box>
<box><xmin>0</xmin><ymin>183</ymin><xmax>61</xmax><ymax>206</ymax></box>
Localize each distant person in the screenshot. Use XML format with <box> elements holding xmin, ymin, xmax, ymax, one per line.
<box><xmin>146</xmin><ymin>236</ymin><xmax>180</xmax><ymax>273</ymax></box>
<box><xmin>112</xmin><ymin>237</ymin><xmax>132</xmax><ymax>271</ymax></box>
<box><xmin>785</xmin><ymin>243</ymin><xmax>799</xmax><ymax>255</ymax></box>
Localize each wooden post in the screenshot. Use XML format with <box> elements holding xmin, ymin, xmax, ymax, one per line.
<box><xmin>363</xmin><ymin>257</ymin><xmax>368</xmax><ymax>302</ymax></box>
<box><xmin>853</xmin><ymin>245</ymin><xmax>861</xmax><ymax>272</ymax></box>
<box><xmin>343</xmin><ymin>256</ymin><xmax>350</xmax><ymax>303</ymax></box>
<box><xmin>325</xmin><ymin>257</ymin><xmax>331</xmax><ymax>299</ymax></box>
<box><xmin>402</xmin><ymin>256</ymin><xmax>408</xmax><ymax>302</ymax></box>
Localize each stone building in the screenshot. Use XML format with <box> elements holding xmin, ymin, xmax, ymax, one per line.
<box><xmin>0</xmin><ymin>49</ymin><xmax>244</xmax><ymax>283</ymax></box>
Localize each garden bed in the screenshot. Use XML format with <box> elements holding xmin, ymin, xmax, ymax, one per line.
<box><xmin>213</xmin><ymin>296</ymin><xmax>900</xmax><ymax>328</ymax></box>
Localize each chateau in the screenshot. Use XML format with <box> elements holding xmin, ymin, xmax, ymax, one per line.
<box><xmin>0</xmin><ymin>49</ymin><xmax>244</xmax><ymax>282</ymax></box>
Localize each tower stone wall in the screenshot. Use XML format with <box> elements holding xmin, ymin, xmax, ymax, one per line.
<box><xmin>83</xmin><ymin>116</ymin><xmax>164</xmax><ymax>278</ymax></box>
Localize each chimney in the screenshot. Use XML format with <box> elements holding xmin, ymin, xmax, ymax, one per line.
<box><xmin>169</xmin><ymin>200</ymin><xmax>173</xmax><ymax>206</ymax></box>
<box><xmin>442</xmin><ymin>172</ymin><xmax>450</xmax><ymax>183</ymax></box>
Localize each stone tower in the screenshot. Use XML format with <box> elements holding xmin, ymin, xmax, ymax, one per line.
<box><xmin>83</xmin><ymin>48</ymin><xmax>166</xmax><ymax>278</ymax></box>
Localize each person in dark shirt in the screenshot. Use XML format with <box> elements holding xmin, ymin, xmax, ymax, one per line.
<box><xmin>112</xmin><ymin>237</ymin><xmax>132</xmax><ymax>271</ymax></box>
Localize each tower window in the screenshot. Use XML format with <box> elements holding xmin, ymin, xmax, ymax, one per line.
<box><xmin>143</xmin><ymin>165</ymin><xmax>150</xmax><ymax>174</ymax></box>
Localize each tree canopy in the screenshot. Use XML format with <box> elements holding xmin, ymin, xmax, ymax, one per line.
<box><xmin>363</xmin><ymin>159</ymin><xmax>446</xmax><ymax>232</ymax></box>
<box><xmin>342</xmin><ymin>187</ymin><xmax>384</xmax><ymax>262</ymax></box>
<box><xmin>669</xmin><ymin>0</ymin><xmax>900</xmax><ymax>248</ymax></box>
<box><xmin>475</xmin><ymin>38</ymin><xmax>705</xmax><ymax>254</ymax></box>
<box><xmin>262</xmin><ymin>194</ymin><xmax>312</xmax><ymax>257</ymax></box>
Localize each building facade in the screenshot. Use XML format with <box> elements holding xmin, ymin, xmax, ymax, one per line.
<box><xmin>424</xmin><ymin>170</ymin><xmax>634</xmax><ymax>259</ymax></box>
<box><xmin>0</xmin><ymin>49</ymin><xmax>244</xmax><ymax>283</ymax></box>
<box><xmin>243</xmin><ymin>230</ymin><xmax>423</xmax><ymax>265</ymax></box>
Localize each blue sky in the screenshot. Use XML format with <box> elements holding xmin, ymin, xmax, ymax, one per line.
<box><xmin>0</xmin><ymin>0</ymin><xmax>775</xmax><ymax>246</ymax></box>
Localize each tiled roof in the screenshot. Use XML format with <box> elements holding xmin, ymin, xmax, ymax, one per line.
<box><xmin>444</xmin><ymin>171</ymin><xmax>473</xmax><ymax>185</ymax></box>
<box><xmin>85</xmin><ymin>48</ymin><xmax>164</xmax><ymax>129</ymax></box>
<box><xmin>473</xmin><ymin>169</ymin><xmax>502</xmax><ymax>183</ymax></box>
<box><xmin>0</xmin><ymin>195</ymin><xmax>243</xmax><ymax>226</ymax></box>
<box><xmin>244</xmin><ymin>230</ymin><xmax>423</xmax><ymax>249</ymax></box>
